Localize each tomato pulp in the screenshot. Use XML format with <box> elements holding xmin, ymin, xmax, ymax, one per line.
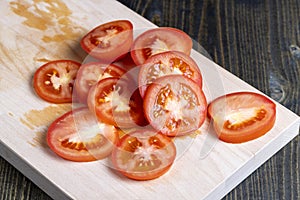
<box><xmin>87</xmin><ymin>77</ymin><xmax>148</xmax><ymax>128</ymax></box>
<box><xmin>131</xmin><ymin>27</ymin><xmax>193</xmax><ymax>65</ymax></box>
<box><xmin>33</xmin><ymin>60</ymin><xmax>81</xmax><ymax>103</ymax></box>
<box><xmin>143</xmin><ymin>75</ymin><xmax>207</xmax><ymax>136</ymax></box>
<box><xmin>111</xmin><ymin>129</ymin><xmax>176</xmax><ymax>180</ymax></box>
<box><xmin>74</xmin><ymin>62</ymin><xmax>126</xmax><ymax>103</ymax></box>
<box><xmin>81</xmin><ymin>20</ymin><xmax>133</xmax><ymax>62</ymax></box>
<box><xmin>47</xmin><ymin>107</ymin><xmax>119</xmax><ymax>162</ymax></box>
<box><xmin>208</xmin><ymin>92</ymin><xmax>276</xmax><ymax>143</ymax></box>
<box><xmin>138</xmin><ymin>51</ymin><xmax>202</xmax><ymax>97</ymax></box>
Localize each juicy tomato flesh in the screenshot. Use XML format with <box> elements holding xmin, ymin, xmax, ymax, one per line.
<box><xmin>89</xmin><ymin>26</ymin><xmax>124</xmax><ymax>48</ymax></box>
<box><xmin>131</xmin><ymin>27</ymin><xmax>193</xmax><ymax>65</ymax></box>
<box><xmin>208</xmin><ymin>92</ymin><xmax>276</xmax><ymax>143</ymax></box>
<box><xmin>144</xmin><ymin>75</ymin><xmax>207</xmax><ymax>136</ymax></box>
<box><xmin>47</xmin><ymin>107</ymin><xmax>118</xmax><ymax>162</ymax></box>
<box><xmin>111</xmin><ymin>129</ymin><xmax>176</xmax><ymax>180</ymax></box>
<box><xmin>81</xmin><ymin>20</ymin><xmax>133</xmax><ymax>62</ymax></box>
<box><xmin>139</xmin><ymin>51</ymin><xmax>202</xmax><ymax>97</ymax></box>
<box><xmin>74</xmin><ymin>62</ymin><xmax>126</xmax><ymax>103</ymax></box>
<box><xmin>87</xmin><ymin>77</ymin><xmax>147</xmax><ymax>128</ymax></box>
<box><xmin>33</xmin><ymin>60</ymin><xmax>80</xmax><ymax>103</ymax></box>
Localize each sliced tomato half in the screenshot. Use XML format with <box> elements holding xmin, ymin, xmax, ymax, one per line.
<box><xmin>33</xmin><ymin>60</ymin><xmax>80</xmax><ymax>103</ymax></box>
<box><xmin>80</xmin><ymin>20</ymin><xmax>133</xmax><ymax>62</ymax></box>
<box><xmin>131</xmin><ymin>27</ymin><xmax>193</xmax><ymax>65</ymax></box>
<box><xmin>144</xmin><ymin>75</ymin><xmax>207</xmax><ymax>136</ymax></box>
<box><xmin>87</xmin><ymin>77</ymin><xmax>148</xmax><ymax>128</ymax></box>
<box><xmin>74</xmin><ymin>62</ymin><xmax>126</xmax><ymax>103</ymax></box>
<box><xmin>208</xmin><ymin>92</ymin><xmax>276</xmax><ymax>143</ymax></box>
<box><xmin>139</xmin><ymin>51</ymin><xmax>202</xmax><ymax>97</ymax></box>
<box><xmin>111</xmin><ymin>129</ymin><xmax>176</xmax><ymax>180</ymax></box>
<box><xmin>47</xmin><ymin>107</ymin><xmax>118</xmax><ymax>162</ymax></box>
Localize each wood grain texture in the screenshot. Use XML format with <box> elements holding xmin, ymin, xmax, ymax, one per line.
<box><xmin>0</xmin><ymin>0</ymin><xmax>299</xmax><ymax>199</ymax></box>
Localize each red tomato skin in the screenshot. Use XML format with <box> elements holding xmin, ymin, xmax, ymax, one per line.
<box><xmin>143</xmin><ymin>75</ymin><xmax>207</xmax><ymax>137</ymax></box>
<box><xmin>111</xmin><ymin>129</ymin><xmax>176</xmax><ymax>180</ymax></box>
<box><xmin>138</xmin><ymin>51</ymin><xmax>203</xmax><ymax>98</ymax></box>
<box><xmin>208</xmin><ymin>92</ymin><xmax>276</xmax><ymax>143</ymax></box>
<box><xmin>33</xmin><ymin>60</ymin><xmax>81</xmax><ymax>104</ymax></box>
<box><xmin>131</xmin><ymin>27</ymin><xmax>193</xmax><ymax>65</ymax></box>
<box><xmin>80</xmin><ymin>20</ymin><xmax>133</xmax><ymax>62</ymax></box>
<box><xmin>47</xmin><ymin>107</ymin><xmax>119</xmax><ymax>162</ymax></box>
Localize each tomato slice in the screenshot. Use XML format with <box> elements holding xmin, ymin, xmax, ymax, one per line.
<box><xmin>74</xmin><ymin>62</ymin><xmax>126</xmax><ymax>103</ymax></box>
<box><xmin>80</xmin><ymin>20</ymin><xmax>133</xmax><ymax>62</ymax></box>
<box><xmin>87</xmin><ymin>77</ymin><xmax>147</xmax><ymax>128</ymax></box>
<box><xmin>47</xmin><ymin>107</ymin><xmax>118</xmax><ymax>162</ymax></box>
<box><xmin>144</xmin><ymin>75</ymin><xmax>207</xmax><ymax>136</ymax></box>
<box><xmin>139</xmin><ymin>51</ymin><xmax>202</xmax><ymax>97</ymax></box>
<box><xmin>33</xmin><ymin>60</ymin><xmax>80</xmax><ymax>103</ymax></box>
<box><xmin>208</xmin><ymin>92</ymin><xmax>276</xmax><ymax>143</ymax></box>
<box><xmin>111</xmin><ymin>129</ymin><xmax>176</xmax><ymax>180</ymax></box>
<box><xmin>131</xmin><ymin>27</ymin><xmax>193</xmax><ymax>65</ymax></box>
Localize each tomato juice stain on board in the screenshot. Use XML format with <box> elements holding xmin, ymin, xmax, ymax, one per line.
<box><xmin>20</xmin><ymin>104</ymin><xmax>72</xmax><ymax>148</ymax></box>
<box><xmin>20</xmin><ymin>104</ymin><xmax>72</xmax><ymax>130</ymax></box>
<box><xmin>27</xmin><ymin>131</ymin><xmax>48</xmax><ymax>148</ymax></box>
<box><xmin>9</xmin><ymin>0</ymin><xmax>85</xmax><ymax>43</ymax></box>
<box><xmin>172</xmin><ymin>119</ymin><xmax>209</xmax><ymax>141</ymax></box>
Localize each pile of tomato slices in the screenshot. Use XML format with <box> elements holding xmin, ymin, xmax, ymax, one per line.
<box><xmin>32</xmin><ymin>20</ymin><xmax>276</xmax><ymax>181</ymax></box>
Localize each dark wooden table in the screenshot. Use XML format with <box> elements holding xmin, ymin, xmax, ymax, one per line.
<box><xmin>1</xmin><ymin>0</ymin><xmax>299</xmax><ymax>199</ymax></box>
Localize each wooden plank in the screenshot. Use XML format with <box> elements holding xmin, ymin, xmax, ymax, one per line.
<box><xmin>0</xmin><ymin>0</ymin><xmax>299</xmax><ymax>199</ymax></box>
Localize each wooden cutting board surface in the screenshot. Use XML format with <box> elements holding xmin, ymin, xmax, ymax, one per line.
<box><xmin>0</xmin><ymin>0</ymin><xmax>299</xmax><ymax>199</ymax></box>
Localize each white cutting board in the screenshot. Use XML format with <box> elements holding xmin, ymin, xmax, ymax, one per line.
<box><xmin>0</xmin><ymin>0</ymin><xmax>299</xmax><ymax>199</ymax></box>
